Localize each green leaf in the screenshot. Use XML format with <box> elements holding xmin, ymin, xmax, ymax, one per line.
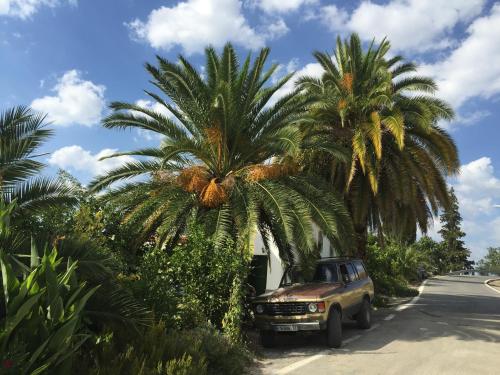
<box><xmin>31</xmin><ymin>236</ymin><xmax>40</xmax><ymax>268</ymax></box>
<box><xmin>0</xmin><ymin>250</ymin><xmax>20</xmax><ymax>305</ymax></box>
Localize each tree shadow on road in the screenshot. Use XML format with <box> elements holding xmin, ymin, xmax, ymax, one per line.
<box><xmin>250</xmin><ymin>285</ymin><xmax>500</xmax><ymax>373</ymax></box>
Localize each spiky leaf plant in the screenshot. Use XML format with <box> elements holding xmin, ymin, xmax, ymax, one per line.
<box><xmin>300</xmin><ymin>34</ymin><xmax>459</xmax><ymax>256</ymax></box>
<box><xmin>90</xmin><ymin>44</ymin><xmax>354</xmax><ymax>261</ymax></box>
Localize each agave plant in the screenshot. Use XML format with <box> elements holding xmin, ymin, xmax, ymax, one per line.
<box><xmin>0</xmin><ymin>245</ymin><xmax>98</xmax><ymax>375</ymax></box>
<box><xmin>90</xmin><ymin>44</ymin><xmax>354</xmax><ymax>261</ymax></box>
<box><xmin>0</xmin><ymin>106</ymin><xmax>75</xmax><ymax>214</ymax></box>
<box><xmin>300</xmin><ymin>34</ymin><xmax>459</xmax><ymax>256</ymax></box>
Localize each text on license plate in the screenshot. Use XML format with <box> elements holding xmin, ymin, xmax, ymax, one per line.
<box><xmin>273</xmin><ymin>324</ymin><xmax>298</xmax><ymax>332</ymax></box>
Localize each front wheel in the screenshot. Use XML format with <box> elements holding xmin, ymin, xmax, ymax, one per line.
<box><xmin>260</xmin><ymin>330</ymin><xmax>276</xmax><ymax>348</ymax></box>
<box><xmin>326</xmin><ymin>309</ymin><xmax>342</xmax><ymax>348</ymax></box>
<box><xmin>356</xmin><ymin>299</ymin><xmax>372</xmax><ymax>329</ymax></box>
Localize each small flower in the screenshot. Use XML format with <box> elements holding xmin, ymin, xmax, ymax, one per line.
<box><xmin>3</xmin><ymin>359</ymin><xmax>14</xmax><ymax>369</ymax></box>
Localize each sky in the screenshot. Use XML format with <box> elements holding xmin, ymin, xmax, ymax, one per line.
<box><xmin>1</xmin><ymin>0</ymin><xmax>500</xmax><ymax>261</ymax></box>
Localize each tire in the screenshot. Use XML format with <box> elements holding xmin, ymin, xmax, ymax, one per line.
<box><xmin>260</xmin><ymin>330</ymin><xmax>276</xmax><ymax>348</ymax></box>
<box><xmin>356</xmin><ymin>298</ymin><xmax>372</xmax><ymax>329</ymax></box>
<box><xmin>326</xmin><ymin>308</ymin><xmax>342</xmax><ymax>348</ymax></box>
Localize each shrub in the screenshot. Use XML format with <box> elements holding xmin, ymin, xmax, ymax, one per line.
<box><xmin>365</xmin><ymin>236</ymin><xmax>419</xmax><ymax>299</ymax></box>
<box><xmin>138</xmin><ymin>225</ymin><xmax>246</xmax><ymax>330</ymax></box>
<box><xmin>76</xmin><ymin>323</ymin><xmax>251</xmax><ymax>375</ymax></box>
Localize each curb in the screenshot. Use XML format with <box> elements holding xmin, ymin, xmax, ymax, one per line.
<box><xmin>484</xmin><ymin>279</ymin><xmax>500</xmax><ymax>295</ymax></box>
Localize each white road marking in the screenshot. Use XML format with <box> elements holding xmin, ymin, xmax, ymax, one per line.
<box><xmin>275</xmin><ymin>335</ymin><xmax>363</xmax><ymax>374</ymax></box>
<box><xmin>343</xmin><ymin>334</ymin><xmax>361</xmax><ymax>345</ymax></box>
<box><xmin>275</xmin><ymin>351</ymin><xmax>330</xmax><ymax>374</ymax></box>
<box><xmin>436</xmin><ymin>321</ymin><xmax>449</xmax><ymax>325</ymax></box>
<box><xmin>273</xmin><ymin>280</ymin><xmax>430</xmax><ymax>374</ymax></box>
<box><xmin>366</xmin><ymin>323</ymin><xmax>381</xmax><ymax>332</ymax></box>
<box><xmin>484</xmin><ymin>279</ymin><xmax>500</xmax><ymax>295</ymax></box>
<box><xmin>395</xmin><ymin>279</ymin><xmax>429</xmax><ymax>311</ymax></box>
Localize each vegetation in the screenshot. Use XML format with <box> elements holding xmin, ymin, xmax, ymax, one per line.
<box><xmin>0</xmin><ymin>107</ymin><xmax>75</xmax><ymax>217</ymax></box>
<box><xmin>0</xmin><ymin>202</ymin><xmax>97</xmax><ymax>374</ymax></box>
<box><xmin>89</xmin><ymin>43</ymin><xmax>354</xmax><ymax>264</ymax></box>
<box><xmin>438</xmin><ymin>187</ymin><xmax>470</xmax><ymax>271</ymax></box>
<box><xmin>477</xmin><ymin>247</ymin><xmax>500</xmax><ymax>275</ymax></box>
<box><xmin>300</xmin><ymin>34</ymin><xmax>459</xmax><ymax>257</ymax></box>
<box><xmin>136</xmin><ymin>224</ymin><xmax>245</xmax><ymax>330</ymax></box>
<box><xmin>0</xmin><ymin>34</ymin><xmax>471</xmax><ymax>373</ymax></box>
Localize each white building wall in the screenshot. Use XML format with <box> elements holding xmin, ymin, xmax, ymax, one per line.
<box><xmin>252</xmin><ymin>223</ymin><xmax>339</xmax><ymax>291</ymax></box>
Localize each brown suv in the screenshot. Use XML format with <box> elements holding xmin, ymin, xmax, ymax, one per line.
<box><xmin>252</xmin><ymin>257</ymin><xmax>374</xmax><ymax>348</ymax></box>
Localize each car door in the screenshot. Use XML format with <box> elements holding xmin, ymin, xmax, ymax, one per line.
<box><xmin>337</xmin><ymin>262</ymin><xmax>358</xmax><ymax>314</ymax></box>
<box><xmin>346</xmin><ymin>262</ymin><xmax>363</xmax><ymax>310</ymax></box>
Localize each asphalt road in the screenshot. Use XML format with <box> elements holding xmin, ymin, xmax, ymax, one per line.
<box><xmin>257</xmin><ymin>275</ymin><xmax>500</xmax><ymax>375</ymax></box>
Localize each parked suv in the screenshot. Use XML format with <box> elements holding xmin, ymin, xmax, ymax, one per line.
<box><xmin>252</xmin><ymin>257</ymin><xmax>374</xmax><ymax>348</ymax></box>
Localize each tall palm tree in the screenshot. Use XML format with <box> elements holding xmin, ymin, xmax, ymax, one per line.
<box><xmin>90</xmin><ymin>44</ymin><xmax>354</xmax><ymax>262</ymax></box>
<box><xmin>300</xmin><ymin>34</ymin><xmax>459</xmax><ymax>257</ymax></box>
<box><xmin>0</xmin><ymin>106</ymin><xmax>75</xmax><ymax>214</ymax></box>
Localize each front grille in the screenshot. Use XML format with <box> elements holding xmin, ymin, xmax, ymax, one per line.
<box><xmin>265</xmin><ymin>302</ymin><xmax>307</xmax><ymax>316</ymax></box>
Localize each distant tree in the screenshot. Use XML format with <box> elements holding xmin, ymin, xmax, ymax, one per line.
<box><xmin>413</xmin><ymin>236</ymin><xmax>448</xmax><ymax>274</ymax></box>
<box><xmin>438</xmin><ymin>188</ymin><xmax>470</xmax><ymax>271</ymax></box>
<box><xmin>477</xmin><ymin>247</ymin><xmax>500</xmax><ymax>275</ymax></box>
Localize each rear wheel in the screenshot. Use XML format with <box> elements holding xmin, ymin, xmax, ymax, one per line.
<box><xmin>356</xmin><ymin>298</ymin><xmax>372</xmax><ymax>329</ymax></box>
<box><xmin>326</xmin><ymin>308</ymin><xmax>342</xmax><ymax>348</ymax></box>
<box><xmin>260</xmin><ymin>330</ymin><xmax>276</xmax><ymax>348</ymax></box>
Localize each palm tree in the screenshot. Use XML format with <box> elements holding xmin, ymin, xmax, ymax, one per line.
<box><xmin>299</xmin><ymin>34</ymin><xmax>459</xmax><ymax>257</ymax></box>
<box><xmin>90</xmin><ymin>44</ymin><xmax>354</xmax><ymax>262</ymax></box>
<box><xmin>0</xmin><ymin>106</ymin><xmax>75</xmax><ymax>214</ymax></box>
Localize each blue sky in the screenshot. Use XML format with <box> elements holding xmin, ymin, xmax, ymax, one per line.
<box><xmin>1</xmin><ymin>0</ymin><xmax>500</xmax><ymax>260</ymax></box>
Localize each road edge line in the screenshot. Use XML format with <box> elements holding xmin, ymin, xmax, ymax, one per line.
<box><xmin>395</xmin><ymin>278</ymin><xmax>429</xmax><ymax>312</ymax></box>
<box><xmin>275</xmin><ymin>351</ymin><xmax>330</xmax><ymax>375</ymax></box>
<box><xmin>274</xmin><ymin>280</ymin><xmax>430</xmax><ymax>374</ymax></box>
<box><xmin>484</xmin><ymin>279</ymin><xmax>500</xmax><ymax>295</ymax></box>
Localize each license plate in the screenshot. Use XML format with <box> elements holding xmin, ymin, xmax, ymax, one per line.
<box><xmin>273</xmin><ymin>324</ymin><xmax>298</xmax><ymax>332</ymax></box>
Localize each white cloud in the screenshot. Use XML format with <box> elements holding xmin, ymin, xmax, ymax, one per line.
<box><xmin>130</xmin><ymin>99</ymin><xmax>171</xmax><ymax>142</ymax></box>
<box><xmin>311</xmin><ymin>4</ymin><xmax>348</xmax><ymax>32</ymax></box>
<box><xmin>450</xmin><ymin>157</ymin><xmax>500</xmax><ymax>260</ymax></box>
<box><xmin>316</xmin><ymin>0</ymin><xmax>485</xmax><ymax>53</ymax></box>
<box><xmin>263</xmin><ymin>18</ymin><xmax>289</xmax><ymax>40</ymax></box>
<box><xmin>268</xmin><ymin>60</ymin><xmax>323</xmax><ymax>106</ymax></box>
<box><xmin>421</xmin><ymin>4</ymin><xmax>500</xmax><ymax>109</ymax></box>
<box><xmin>0</xmin><ymin>0</ymin><xmax>76</xmax><ymax>19</ymax></box>
<box><xmin>31</xmin><ymin>70</ymin><xmax>106</xmax><ymax>127</ymax></box>
<box><xmin>48</xmin><ymin>145</ymin><xmax>136</xmax><ymax>177</ymax></box>
<box><xmin>126</xmin><ymin>0</ymin><xmax>268</xmax><ymax>55</ymax></box>
<box><xmin>254</xmin><ymin>0</ymin><xmax>317</xmax><ymax>14</ymax></box>
<box><xmin>132</xmin><ymin>99</ymin><xmax>171</xmax><ymax>118</ymax></box>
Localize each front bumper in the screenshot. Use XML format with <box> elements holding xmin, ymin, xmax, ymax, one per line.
<box><xmin>256</xmin><ymin>319</ymin><xmax>327</xmax><ymax>332</ymax></box>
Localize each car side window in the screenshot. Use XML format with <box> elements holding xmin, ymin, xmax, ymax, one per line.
<box><xmin>354</xmin><ymin>261</ymin><xmax>367</xmax><ymax>279</ymax></box>
<box><xmin>347</xmin><ymin>263</ymin><xmax>358</xmax><ymax>281</ymax></box>
<box><xmin>339</xmin><ymin>263</ymin><xmax>350</xmax><ymax>283</ymax></box>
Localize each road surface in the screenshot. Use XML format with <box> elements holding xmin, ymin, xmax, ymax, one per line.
<box><xmin>257</xmin><ymin>275</ymin><xmax>500</xmax><ymax>375</ymax></box>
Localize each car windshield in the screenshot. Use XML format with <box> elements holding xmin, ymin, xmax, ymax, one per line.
<box><xmin>280</xmin><ymin>263</ymin><xmax>339</xmax><ymax>286</ymax></box>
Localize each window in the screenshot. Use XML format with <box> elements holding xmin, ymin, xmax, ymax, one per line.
<box><xmin>347</xmin><ymin>263</ymin><xmax>358</xmax><ymax>281</ymax></box>
<box><xmin>339</xmin><ymin>263</ymin><xmax>350</xmax><ymax>283</ymax></box>
<box><xmin>354</xmin><ymin>261</ymin><xmax>367</xmax><ymax>279</ymax></box>
<box><xmin>312</xmin><ymin>263</ymin><xmax>339</xmax><ymax>283</ymax></box>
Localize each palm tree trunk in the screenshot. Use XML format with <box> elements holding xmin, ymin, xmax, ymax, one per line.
<box><xmin>355</xmin><ymin>225</ymin><xmax>368</xmax><ymax>260</ymax></box>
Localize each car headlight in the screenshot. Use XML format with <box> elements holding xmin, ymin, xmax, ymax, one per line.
<box><xmin>255</xmin><ymin>304</ymin><xmax>265</xmax><ymax>314</ymax></box>
<box><xmin>307</xmin><ymin>303</ymin><xmax>318</xmax><ymax>313</ymax></box>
